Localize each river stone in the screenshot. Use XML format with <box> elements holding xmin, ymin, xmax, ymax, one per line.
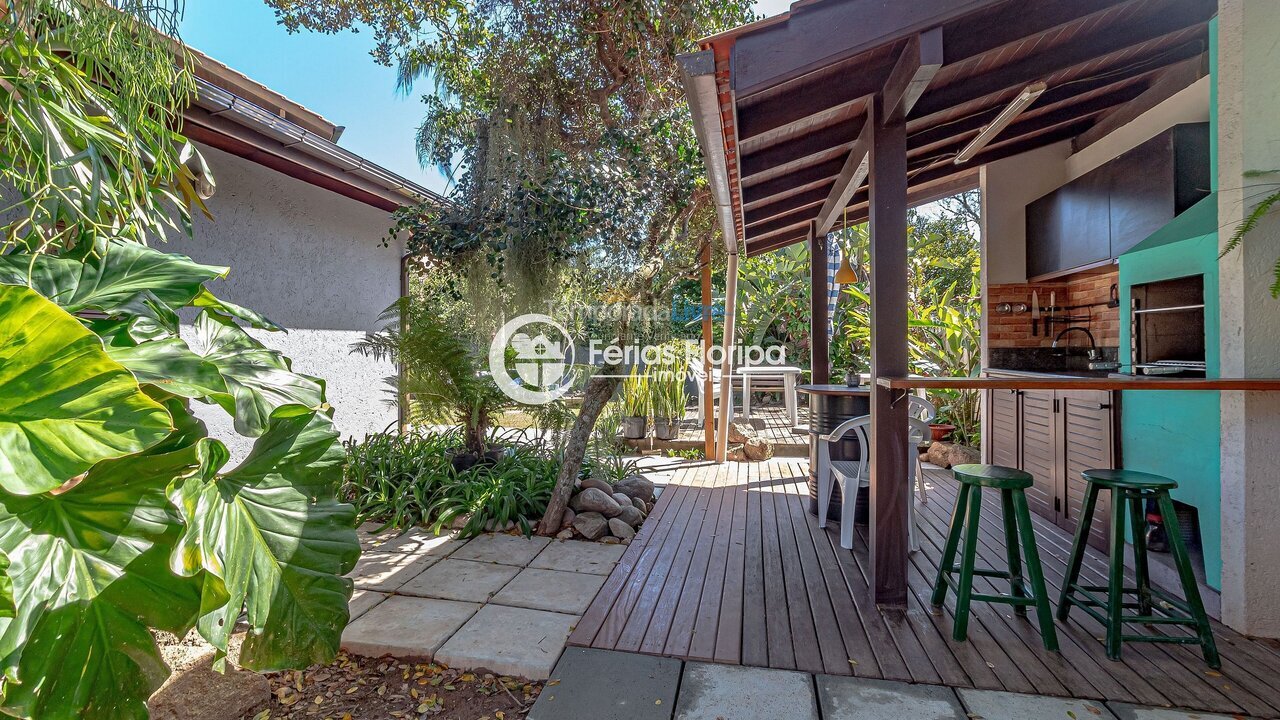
<box><xmin>616</xmin><ymin>506</ymin><xmax>645</xmax><ymax>527</ymax></box>
<box><xmin>614</xmin><ymin>474</ymin><xmax>656</xmax><ymax>503</ymax></box>
<box><xmin>572</xmin><ymin>512</ymin><xmax>608</xmax><ymax>540</ymax></box>
<box><xmin>580</xmin><ymin>477</ymin><xmax>613</xmax><ymax>494</ymax></box>
<box><xmin>946</xmin><ymin>443</ymin><xmax>981</xmax><ymax>467</ymax></box>
<box><xmin>570</xmin><ymin>487</ymin><xmax>623</xmax><ymax>518</ymax></box>
<box><xmin>630</xmin><ymin>496</ymin><xmax>646</xmax><ymax>511</ymax></box>
<box><xmin>559</xmin><ymin>508</ymin><xmax>576</xmax><ymax>530</ymax></box>
<box><xmin>612</xmin><ymin>492</ymin><xmax>633</xmax><ymax>508</ymax></box>
<box><xmin>608</xmin><ymin>518</ymin><xmax>636</xmax><ymax>540</ymax></box>
<box><xmin>601</xmin><ymin>536</ymin><xmax>621</xmax><ymax>544</ymax></box>
<box><xmin>728</xmin><ymin>422</ymin><xmax>756</xmax><ymax>444</ymax></box>
<box><xmin>555</xmin><ymin>528</ymin><xmax>574</xmax><ymax>540</ymax></box>
<box><xmin>743</xmin><ymin>437</ymin><xmax>774</xmax><ymax>461</ymax></box>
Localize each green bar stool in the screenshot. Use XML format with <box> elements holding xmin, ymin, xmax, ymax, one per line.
<box><xmin>1057</xmin><ymin>469</ymin><xmax>1220</xmax><ymax>668</ymax></box>
<box><xmin>931</xmin><ymin>464</ymin><xmax>1059</xmax><ymax>651</ymax></box>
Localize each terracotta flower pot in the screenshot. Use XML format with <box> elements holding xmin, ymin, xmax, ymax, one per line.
<box><xmin>929</xmin><ymin>423</ymin><xmax>956</xmax><ymax>442</ymax></box>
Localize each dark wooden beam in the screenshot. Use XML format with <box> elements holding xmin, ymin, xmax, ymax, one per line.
<box><xmin>734</xmin><ymin>0</ymin><xmax>1137</xmax><ymax>144</ymax></box>
<box><xmin>912</xmin><ymin>0</ymin><xmax>1215</xmax><ymax>119</ymax></box>
<box><xmin>1073</xmin><ymin>53</ymin><xmax>1208</xmax><ymax>151</ymax></box>
<box><xmin>883</xmin><ymin>29</ymin><xmax>944</xmax><ymax>123</ymax></box>
<box><xmin>808</xmin><ymin>222</ymin><xmax>830</xmax><ymax>385</ymax></box>
<box><xmin>744</xmin><ymin>185</ymin><xmax>831</xmax><ymax>227</ymax></box>
<box><xmin>742</xmin><ymin>158</ymin><xmax>845</xmax><ymax>205</ymax></box>
<box><xmin>814</xmin><ymin>121</ymin><xmax>872</xmax><ymax>236</ymax></box>
<box><xmin>745</xmin><ymin>207</ymin><xmax>815</xmax><ymax>238</ymax></box>
<box><xmin>907</xmin><ymin>76</ymin><xmax>1150</xmax><ymax>155</ymax></box>
<box><xmin>867</xmin><ymin>94</ymin><xmax>911</xmax><ymax>608</ymax></box>
<box><xmin>740</xmin><ymin>120</ymin><xmax>862</xmax><ymax>180</ymax></box>
<box><xmin>730</xmin><ymin>0</ymin><xmax>1003</xmax><ymax>96</ymax></box>
<box><xmin>747</xmin><ymin>227</ymin><xmax>810</xmax><ymax>256</ymax></box>
<box><xmin>814</xmin><ymin>29</ymin><xmax>942</xmax><ymax>236</ymax></box>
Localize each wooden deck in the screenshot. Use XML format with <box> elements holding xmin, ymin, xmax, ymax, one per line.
<box><xmin>568</xmin><ymin>460</ymin><xmax>1280</xmax><ymax>718</ymax></box>
<box><xmin>623</xmin><ymin>404</ymin><xmax>810</xmax><ymax>457</ymax></box>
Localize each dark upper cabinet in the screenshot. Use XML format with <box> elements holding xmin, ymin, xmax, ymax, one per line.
<box><xmin>1025</xmin><ymin>122</ymin><xmax>1210</xmax><ymax>280</ymax></box>
<box><xmin>1109</xmin><ymin>123</ymin><xmax>1211</xmax><ymax>257</ymax></box>
<box><xmin>1026</xmin><ymin>164</ymin><xmax>1114</xmax><ymax>280</ymax></box>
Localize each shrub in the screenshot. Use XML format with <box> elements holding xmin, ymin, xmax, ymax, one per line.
<box><xmin>343</xmin><ymin>431</ymin><xmax>558</xmax><ymax>538</ymax></box>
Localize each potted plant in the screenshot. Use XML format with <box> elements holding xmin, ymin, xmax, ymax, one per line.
<box><xmin>928</xmin><ymin>422</ymin><xmax>957</xmax><ymax>442</ymax></box>
<box><xmin>650</xmin><ymin>367</ymin><xmax>686</xmax><ymax>441</ymax></box>
<box><xmin>621</xmin><ymin>367</ymin><xmax>650</xmax><ymax>439</ymax></box>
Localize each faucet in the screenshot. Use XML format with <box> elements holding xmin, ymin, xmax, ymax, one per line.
<box><xmin>1052</xmin><ymin>327</ymin><xmax>1099</xmax><ymax>359</ymax></box>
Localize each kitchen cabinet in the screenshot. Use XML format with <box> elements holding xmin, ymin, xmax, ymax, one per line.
<box><xmin>983</xmin><ymin>380</ymin><xmax>1118</xmax><ymax>551</ymax></box>
<box><xmin>1025</xmin><ymin>164</ymin><xmax>1114</xmax><ymax>280</ymax></box>
<box><xmin>1025</xmin><ymin>123</ymin><xmax>1210</xmax><ymax>281</ymax></box>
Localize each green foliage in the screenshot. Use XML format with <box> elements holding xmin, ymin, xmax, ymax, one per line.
<box><xmin>648</xmin><ymin>340</ymin><xmax>691</xmax><ymax>420</ymax></box>
<box><xmin>342</xmin><ymin>432</ymin><xmax>557</xmax><ymax>538</ymax></box>
<box><xmin>736</xmin><ymin>244</ymin><xmax>811</xmax><ymax>366</ymax></box>
<box><xmin>620</xmin><ymin>367</ymin><xmax>650</xmax><ymax>418</ymax></box>
<box><xmin>0</xmin><ymin>2</ymin><xmax>359</xmax><ymax>715</ymax></box>
<box><xmin>0</xmin><ymin>1</ymin><xmax>211</xmax><ymax>254</ymax></box>
<box><xmin>0</xmin><ymin>284</ymin><xmax>173</xmax><ymax>495</ymax></box>
<box><xmin>1220</xmin><ymin>175</ymin><xmax>1280</xmax><ymax>297</ymax></box>
<box><xmin>352</xmin><ymin>298</ymin><xmax>510</xmax><ymax>453</ymax></box>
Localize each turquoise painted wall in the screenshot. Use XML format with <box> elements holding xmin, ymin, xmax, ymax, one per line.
<box><xmin>1118</xmin><ymin>234</ymin><xmax>1221</xmax><ymax>588</ymax></box>
<box><xmin>1114</xmin><ymin>15</ymin><xmax>1223</xmax><ymax>591</ymax></box>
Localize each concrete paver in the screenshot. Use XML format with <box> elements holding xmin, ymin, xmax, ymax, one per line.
<box><xmin>959</xmin><ymin>689</ymin><xmax>1117</xmax><ymax>720</ymax></box>
<box><xmin>341</xmin><ymin>596</ymin><xmax>479</xmax><ymax>659</ymax></box>
<box><xmin>398</xmin><ymin>558</ymin><xmax>520</xmax><ymax>602</ymax></box>
<box><xmin>348</xmin><ymin>589</ymin><xmax>389</xmax><ymax>622</ymax></box>
<box><xmin>818</xmin><ymin>675</ymin><xmax>966</xmax><ymax>719</ymax></box>
<box><xmin>491</xmin><ymin>567</ymin><xmax>607</xmax><ymax>614</ymax></box>
<box><xmin>450</xmin><ymin>533</ymin><xmax>552</xmax><ymax>566</ymax></box>
<box><xmin>357</xmin><ymin>524</ymin><xmax>466</xmax><ymax>556</ymax></box>
<box><xmin>347</xmin><ymin>551</ymin><xmax>441</xmax><ymax>592</ymax></box>
<box><xmin>529</xmin><ymin>539</ymin><xmax>627</xmax><ymax>575</ymax></box>
<box><xmin>675</xmin><ymin>662</ymin><xmax>818</xmax><ymax>720</ymax></box>
<box><xmin>527</xmin><ymin>647</ymin><xmax>681</xmax><ymax>720</ymax></box>
<box><xmin>434</xmin><ymin>604</ymin><xmax>578</xmax><ymax>680</ymax></box>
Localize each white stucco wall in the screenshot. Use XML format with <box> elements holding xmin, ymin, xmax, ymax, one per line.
<box><xmin>164</xmin><ymin>144</ymin><xmax>403</xmax><ymax>459</ymax></box>
<box><xmin>979</xmin><ymin>141</ymin><xmax>1072</xmax><ymax>286</ymax></box>
<box><xmin>1217</xmin><ymin>0</ymin><xmax>1280</xmax><ymax>638</ymax></box>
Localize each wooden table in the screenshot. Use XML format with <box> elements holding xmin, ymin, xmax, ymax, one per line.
<box><xmin>741</xmin><ymin>364</ymin><xmax>803</xmax><ymax>426</ymax></box>
<box><xmin>797</xmin><ymin>384</ymin><xmax>871</xmax><ymax>519</ymax></box>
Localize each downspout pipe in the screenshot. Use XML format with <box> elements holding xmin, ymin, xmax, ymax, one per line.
<box><xmin>678</xmin><ymin>49</ymin><xmax>742</xmax><ymax>462</ymax></box>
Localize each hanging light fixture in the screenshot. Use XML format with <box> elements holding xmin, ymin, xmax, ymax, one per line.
<box><xmin>834</xmin><ymin>206</ymin><xmax>857</xmax><ymax>283</ymax></box>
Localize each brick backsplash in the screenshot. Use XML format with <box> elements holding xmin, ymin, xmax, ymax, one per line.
<box><xmin>988</xmin><ymin>269</ymin><xmax>1120</xmax><ymax>350</ymax></box>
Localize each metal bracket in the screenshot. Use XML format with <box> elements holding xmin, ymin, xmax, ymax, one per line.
<box><xmin>889</xmin><ymin>388</ymin><xmax>910</xmax><ymax>408</ymax></box>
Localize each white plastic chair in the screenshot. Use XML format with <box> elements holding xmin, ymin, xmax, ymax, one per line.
<box><xmin>691</xmin><ymin>360</ymin><xmax>726</xmax><ymax>424</ymax></box>
<box><xmin>816</xmin><ymin>415</ymin><xmax>930</xmax><ymax>551</ymax></box>
<box><xmin>906</xmin><ymin>395</ymin><xmax>936</xmax><ymax>505</ymax></box>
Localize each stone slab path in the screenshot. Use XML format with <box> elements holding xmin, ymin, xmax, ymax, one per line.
<box><xmin>343</xmin><ymin>525</ymin><xmax>625</xmax><ymax>680</ymax></box>
<box><xmin>526</xmin><ymin>648</ymin><xmax>1255</xmax><ymax>720</ymax></box>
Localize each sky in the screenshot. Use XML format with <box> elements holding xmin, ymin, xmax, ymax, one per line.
<box><xmin>179</xmin><ymin>0</ymin><xmax>795</xmax><ymax>196</ymax></box>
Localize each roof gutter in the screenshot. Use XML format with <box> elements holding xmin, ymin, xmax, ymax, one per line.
<box><xmin>679</xmin><ymin>49</ymin><xmax>743</xmax><ymax>463</ymax></box>
<box><xmin>190</xmin><ymin>76</ymin><xmax>445</xmax><ymax>207</ymax></box>
<box><xmin>678</xmin><ymin>50</ymin><xmax>739</xmax><ymax>254</ymax></box>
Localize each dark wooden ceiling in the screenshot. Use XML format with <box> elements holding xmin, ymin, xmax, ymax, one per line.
<box><xmin>703</xmin><ymin>0</ymin><xmax>1214</xmax><ymax>256</ymax></box>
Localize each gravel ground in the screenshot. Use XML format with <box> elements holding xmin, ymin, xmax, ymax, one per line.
<box><xmin>242</xmin><ymin>653</ymin><xmax>544</xmax><ymax>720</ymax></box>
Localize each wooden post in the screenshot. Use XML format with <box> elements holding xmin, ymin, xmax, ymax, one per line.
<box><xmin>808</xmin><ymin>221</ymin><xmax>830</xmax><ymax>384</ymax></box>
<box><xmin>715</xmin><ymin>248</ymin><xmax>739</xmax><ymax>462</ymax></box>
<box><xmin>867</xmin><ymin>97</ymin><xmax>911</xmax><ymax>607</ymax></box>
<box><xmin>701</xmin><ymin>241</ymin><xmax>715</xmax><ymax>459</ymax></box>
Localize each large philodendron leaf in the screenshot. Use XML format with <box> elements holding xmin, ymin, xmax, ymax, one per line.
<box><xmin>0</xmin><ymin>240</ymin><xmax>226</xmax><ymax>318</ymax></box>
<box><xmin>188</xmin><ymin>311</ymin><xmax>326</xmax><ymax>437</ymax></box>
<box><xmin>0</xmin><ymin>284</ymin><xmax>172</xmax><ymax>495</ymax></box>
<box><xmin>107</xmin><ymin>337</ymin><xmax>229</xmax><ymax>400</ymax></box>
<box><xmin>170</xmin><ymin>405</ymin><xmax>359</xmax><ymax>671</ymax></box>
<box><xmin>0</xmin><ymin>442</ymin><xmax>205</xmax><ymax>720</ymax></box>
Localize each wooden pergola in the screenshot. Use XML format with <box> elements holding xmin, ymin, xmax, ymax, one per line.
<box><xmin>678</xmin><ymin>0</ymin><xmax>1214</xmax><ymax>607</ymax></box>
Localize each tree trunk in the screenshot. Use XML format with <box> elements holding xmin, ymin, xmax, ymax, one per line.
<box><xmin>536</xmin><ymin>368</ymin><xmax>621</xmax><ymax>536</ymax></box>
